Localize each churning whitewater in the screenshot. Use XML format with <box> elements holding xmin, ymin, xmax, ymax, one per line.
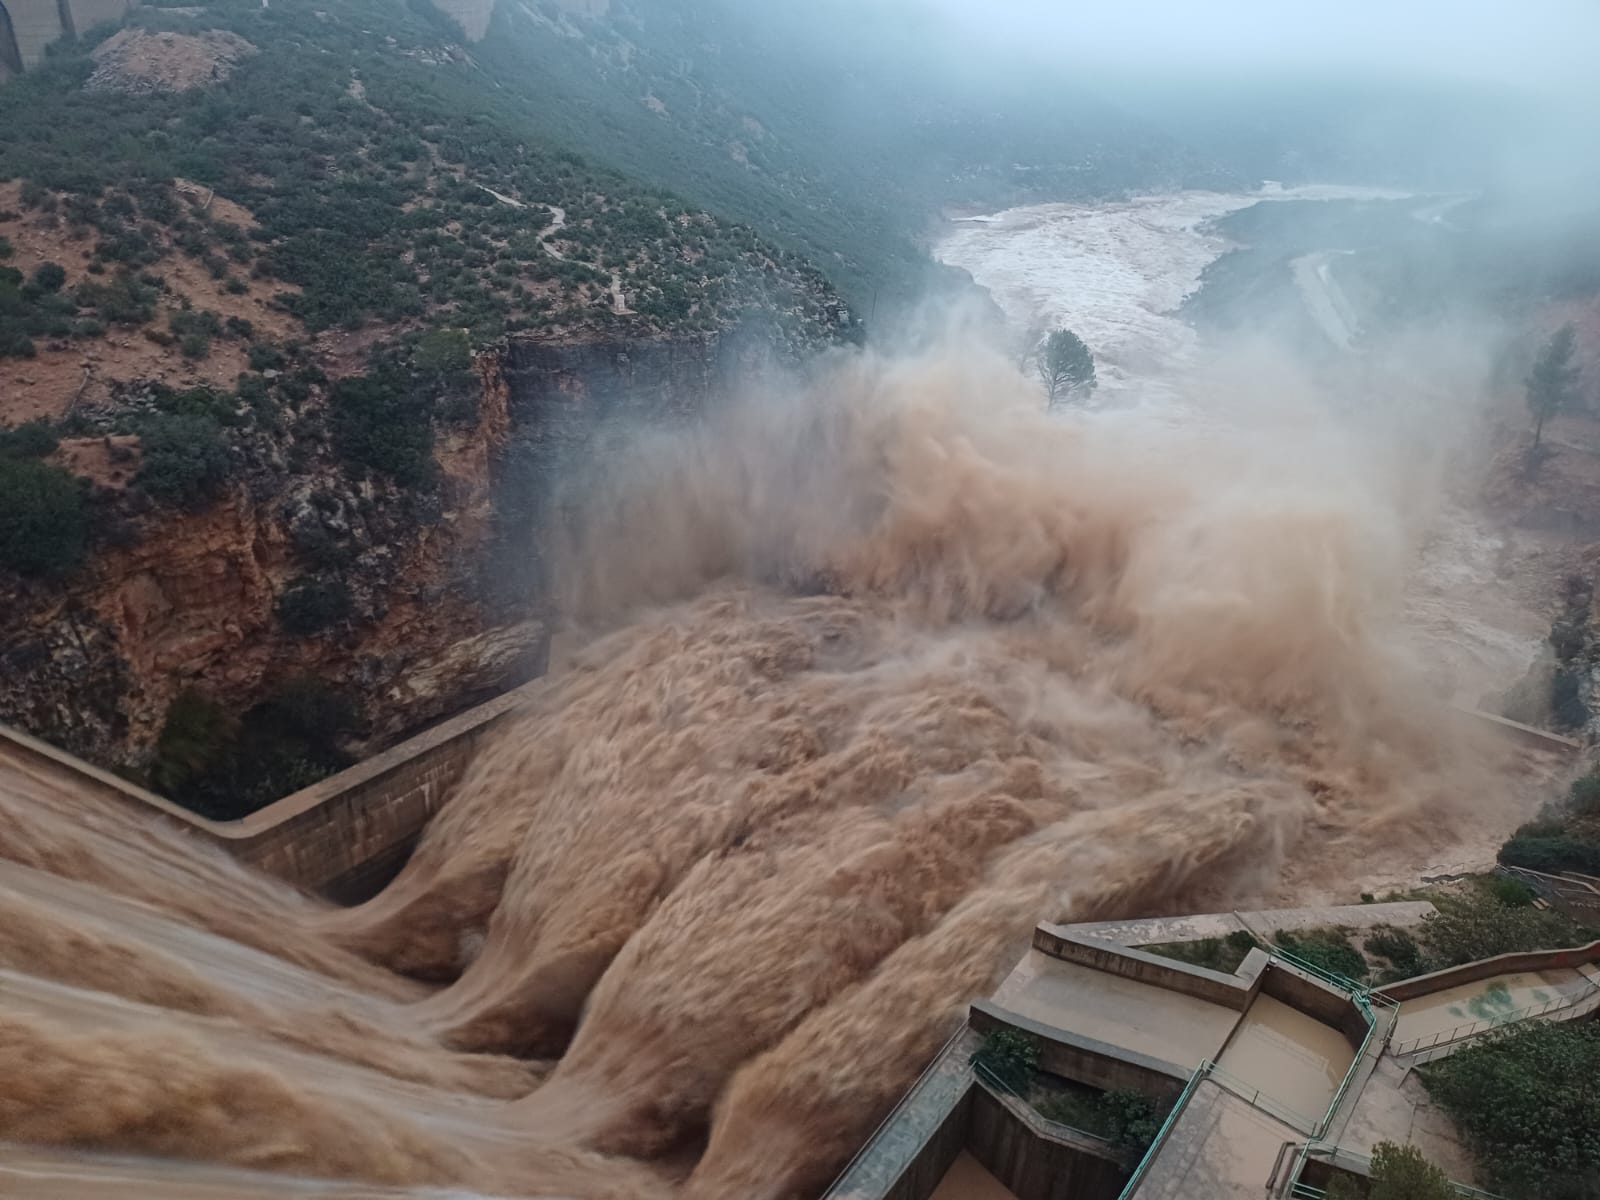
<box><xmin>0</xmin><ymin>346</ymin><xmax>1533</xmax><ymax>1198</ymax></box>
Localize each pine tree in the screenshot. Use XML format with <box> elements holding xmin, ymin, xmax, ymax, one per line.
<box><xmin>1527</xmin><ymin>324</ymin><xmax>1580</xmax><ymax>450</ymax></box>
<box><xmin>1038</xmin><ymin>328</ymin><xmax>1097</xmax><ymax>407</ymax></box>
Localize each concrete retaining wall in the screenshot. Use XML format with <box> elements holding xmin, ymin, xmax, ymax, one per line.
<box><xmin>1260</xmin><ymin>964</ymin><xmax>1370</xmax><ymax>1048</ymax></box>
<box><xmin>1378</xmin><ymin>939</ymin><xmax>1600</xmax><ymax>1003</ymax></box>
<box><xmin>0</xmin><ymin>678</ymin><xmax>541</xmax><ymax>901</ymax></box>
<box><xmin>1032</xmin><ymin>925</ymin><xmax>1259</xmax><ymax>1011</ymax></box>
<box><xmin>968</xmin><ymin>1084</ymin><xmax>1127</xmax><ymax>1200</ymax></box>
<box><xmin>971</xmin><ymin>1000</ymin><xmax>1190</xmax><ymax>1102</ymax></box>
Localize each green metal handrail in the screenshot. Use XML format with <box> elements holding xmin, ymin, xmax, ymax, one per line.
<box><xmin>1270</xmin><ymin>943</ymin><xmax>1379</xmax><ymax>999</ymax></box>
<box><xmin>1393</xmin><ymin>982</ymin><xmax>1600</xmax><ymax>1057</ymax></box>
<box><xmin>1115</xmin><ymin>1061</ymin><xmax>1210</xmax><ymax>1199</ymax></box>
<box><xmin>1119</xmin><ymin>946</ymin><xmax>1396</xmax><ymax>1195</ymax></box>
<box><xmin>1286</xmin><ymin>1142</ymin><xmax>1511</xmax><ymax>1199</ymax></box>
<box><xmin>1203</xmin><ymin>1060</ymin><xmax>1321</xmax><ymax>1133</ymax></box>
<box><xmin>970</xmin><ymin>1061</ymin><xmax>1121</xmax><ymax>1147</ymax></box>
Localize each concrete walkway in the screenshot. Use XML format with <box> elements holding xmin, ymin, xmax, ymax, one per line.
<box><xmin>1214</xmin><ymin>996</ymin><xmax>1354</xmax><ymax>1127</ymax></box>
<box><xmin>1127</xmin><ymin>1080</ymin><xmax>1299</xmax><ymax>1199</ymax></box>
<box><xmin>1070</xmin><ymin>902</ymin><xmax>1436</xmax><ymax>950</ymax></box>
<box><xmin>1391</xmin><ymin>967</ymin><xmax>1596</xmax><ymax>1057</ymax></box>
<box><xmin>1336</xmin><ymin>1054</ymin><xmax>1481</xmax><ymax>1185</ymax></box>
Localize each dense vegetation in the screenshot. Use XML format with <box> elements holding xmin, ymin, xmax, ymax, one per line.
<box><xmin>1418</xmin><ymin>885</ymin><xmax>1591</xmax><ymax>967</ymax></box>
<box><xmin>1275</xmin><ymin>927</ymin><xmax>1370</xmax><ymax>981</ymax></box>
<box><xmin>151</xmin><ymin>682</ymin><xmax>361</xmax><ymax>819</ymax></box>
<box><xmin>1425</xmin><ymin>1021</ymin><xmax>1600</xmax><ymax>1198</ymax></box>
<box><xmin>0</xmin><ymin>0</ymin><xmax>846</xmax><ymax>350</ymax></box>
<box><xmin>1325</xmin><ymin>1141</ymin><xmax>1457</xmax><ymax>1200</ymax></box>
<box><xmin>0</xmin><ymin>447</ymin><xmax>88</xmax><ymax>578</ymax></box>
<box><xmin>1037</xmin><ymin>328</ymin><xmax>1097</xmax><ymax>407</ymax></box>
<box><xmin>0</xmin><ymin>259</ymin><xmax>91</xmax><ymax>358</ymax></box>
<box><xmin>1501</xmin><ymin>762</ymin><xmax>1600</xmax><ymax>879</ymax></box>
<box><xmin>1143</xmin><ymin>929</ymin><xmax>1259</xmax><ymax>975</ymax></box>
<box><xmin>1036</xmin><ymin>1085</ymin><xmax>1164</xmax><ymax>1154</ymax></box>
<box><xmin>970</xmin><ymin>1027</ymin><xmax>1038</xmax><ymax>1093</ymax></box>
<box><xmin>1143</xmin><ymin>883</ymin><xmax>1592</xmax><ymax>990</ymax></box>
<box><xmin>971</xmin><ymin>1029</ymin><xmax>1165</xmax><ymax>1155</ymax></box>
<box><xmin>469</xmin><ymin>0</ymin><xmax>1231</xmax><ymax>313</ymax></box>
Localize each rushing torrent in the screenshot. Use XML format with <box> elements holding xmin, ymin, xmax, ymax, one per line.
<box><xmin>0</xmin><ymin>344</ymin><xmax>1544</xmax><ymax>1198</ymax></box>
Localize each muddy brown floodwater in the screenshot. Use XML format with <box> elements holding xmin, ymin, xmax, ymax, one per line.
<box><xmin>0</xmin><ymin>347</ymin><xmax>1559</xmax><ymax>1199</ymax></box>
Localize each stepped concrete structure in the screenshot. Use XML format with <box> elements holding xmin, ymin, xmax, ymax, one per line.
<box><xmin>0</xmin><ymin>0</ymin><xmax>136</xmax><ymax>76</ymax></box>
<box><xmin>828</xmin><ymin>906</ymin><xmax>1600</xmax><ymax>1200</ymax></box>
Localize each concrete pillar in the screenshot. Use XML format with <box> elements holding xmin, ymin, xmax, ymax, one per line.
<box><xmin>65</xmin><ymin>0</ymin><xmax>129</xmax><ymax>38</ymax></box>
<box><xmin>7</xmin><ymin>0</ymin><xmax>66</xmax><ymax>68</ymax></box>
<box><xmin>0</xmin><ymin>0</ymin><xmax>23</xmax><ymax>77</ymax></box>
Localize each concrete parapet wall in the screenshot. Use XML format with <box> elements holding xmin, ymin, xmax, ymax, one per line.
<box><xmin>1259</xmin><ymin>963</ymin><xmax>1369</xmax><ymax>1048</ymax></box>
<box><xmin>0</xmin><ymin>679</ymin><xmax>541</xmax><ymax>901</ymax></box>
<box><xmin>971</xmin><ymin>1000</ymin><xmax>1191</xmax><ymax>1102</ymax></box>
<box><xmin>1378</xmin><ymin>939</ymin><xmax>1600</xmax><ymax>1003</ymax></box>
<box><xmin>1032</xmin><ymin>925</ymin><xmax>1259</xmax><ymax>1011</ymax></box>
<box><xmin>879</xmin><ymin>1086</ymin><xmax>972</xmax><ymax>1200</ymax></box>
<box><xmin>826</xmin><ymin>1026</ymin><xmax>983</xmax><ymax>1200</ymax></box>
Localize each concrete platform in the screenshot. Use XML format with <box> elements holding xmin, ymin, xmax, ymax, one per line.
<box><xmin>1335</xmin><ymin>1054</ymin><xmax>1481</xmax><ymax>1185</ymax></box>
<box><xmin>993</xmin><ymin>950</ymin><xmax>1239</xmax><ymax>1072</ymax></box>
<box><xmin>1214</xmin><ymin>995</ymin><xmax>1354</xmax><ymax>1128</ymax></box>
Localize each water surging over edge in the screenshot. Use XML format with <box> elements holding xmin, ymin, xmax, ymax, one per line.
<box><xmin>0</xmin><ymin>345</ymin><xmax>1508</xmax><ymax>1199</ymax></box>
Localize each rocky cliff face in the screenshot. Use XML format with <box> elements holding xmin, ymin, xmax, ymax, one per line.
<box><xmin>0</xmin><ymin>330</ymin><xmax>736</xmax><ymax>778</ymax></box>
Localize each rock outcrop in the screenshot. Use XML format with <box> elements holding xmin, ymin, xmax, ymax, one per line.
<box><xmin>87</xmin><ymin>27</ymin><xmax>254</xmax><ymax>94</ymax></box>
<box><xmin>0</xmin><ymin>331</ymin><xmax>740</xmax><ymax>780</ymax></box>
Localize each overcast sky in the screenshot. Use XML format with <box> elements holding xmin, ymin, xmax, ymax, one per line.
<box><xmin>914</xmin><ymin>0</ymin><xmax>1600</xmax><ymax>95</ymax></box>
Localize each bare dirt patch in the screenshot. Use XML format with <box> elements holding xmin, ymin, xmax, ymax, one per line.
<box><xmin>0</xmin><ymin>182</ymin><xmax>299</xmax><ymax>426</ymax></box>
<box><xmin>87</xmin><ymin>28</ymin><xmax>256</xmax><ymax>95</ymax></box>
<box><xmin>53</xmin><ymin>435</ymin><xmax>142</xmax><ymax>489</ymax></box>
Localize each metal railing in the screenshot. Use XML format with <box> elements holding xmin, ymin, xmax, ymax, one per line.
<box><xmin>1317</xmin><ymin>996</ymin><xmax>1389</xmax><ymax>1139</ymax></box>
<box><xmin>970</xmin><ymin>1061</ymin><xmax>1122</xmax><ymax>1148</ymax></box>
<box><xmin>1116</xmin><ymin>1060</ymin><xmax>1210</xmax><ymax>1199</ymax></box>
<box><xmin>1391</xmin><ymin>983</ymin><xmax>1600</xmax><ymax>1059</ymax></box>
<box><xmin>1498</xmin><ymin>864</ymin><xmax>1600</xmax><ymax>922</ymax></box>
<box><xmin>1203</xmin><ymin>1060</ymin><xmax>1321</xmax><ymax>1134</ymax></box>
<box><xmin>1269</xmin><ymin>944</ymin><xmax>1375</xmax><ymax>997</ymax></box>
<box><xmin>1286</xmin><ymin>1143</ymin><xmax>1510</xmax><ymax>1199</ymax></box>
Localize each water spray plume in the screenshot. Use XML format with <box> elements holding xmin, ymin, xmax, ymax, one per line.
<box><xmin>0</xmin><ymin>343</ymin><xmax>1526</xmax><ymax>1197</ymax></box>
